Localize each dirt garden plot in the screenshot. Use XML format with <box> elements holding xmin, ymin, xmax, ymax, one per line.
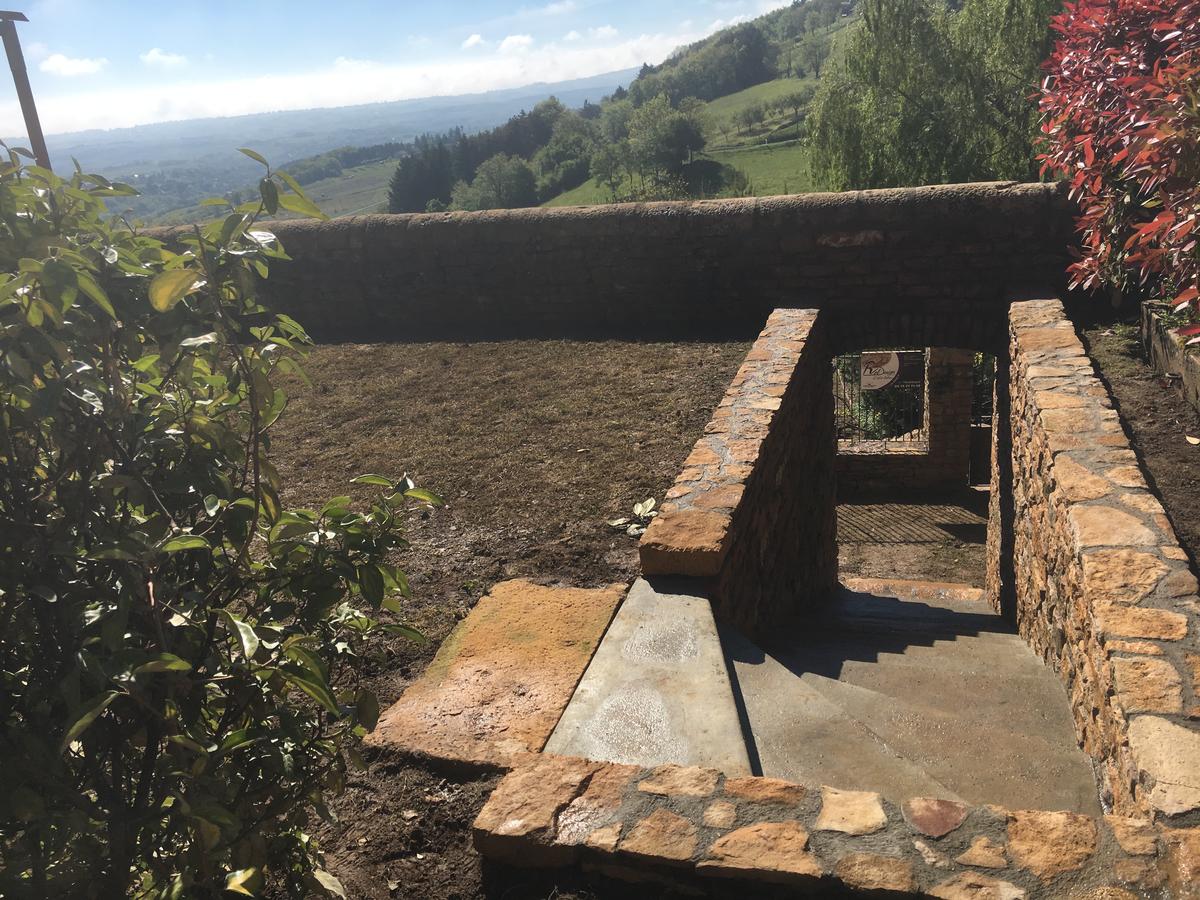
<box><xmin>270</xmin><ymin>340</ymin><xmax>749</xmax><ymax>899</ymax></box>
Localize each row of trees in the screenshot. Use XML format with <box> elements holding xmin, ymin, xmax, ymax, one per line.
<box><xmin>388</xmin><ymin>9</ymin><xmax>836</xmax><ymax>213</ymax></box>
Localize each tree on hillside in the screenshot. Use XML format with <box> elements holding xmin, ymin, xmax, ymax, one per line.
<box><xmin>600</xmin><ymin>99</ymin><xmax>634</xmax><ymax>143</ymax></box>
<box><xmin>798</xmin><ymin>30</ymin><xmax>831</xmax><ymax>77</ymax></box>
<box><xmin>591</xmin><ymin>140</ymin><xmax>631</xmax><ymax>200</ymax></box>
<box><xmin>808</xmin><ymin>0</ymin><xmax>1058</xmax><ymax>190</ymax></box>
<box><xmin>781</xmin><ymin>85</ymin><xmax>818</xmax><ymax>121</ymax></box>
<box><xmin>628</xmin><ymin>94</ymin><xmax>708</xmax><ymax>181</ymax></box>
<box><xmin>534</xmin><ymin>112</ymin><xmax>600</xmax><ymax>199</ymax></box>
<box><xmin>450</xmin><ymin>153</ymin><xmax>538</xmax><ymax>211</ymax></box>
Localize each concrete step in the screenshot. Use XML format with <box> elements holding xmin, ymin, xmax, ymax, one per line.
<box><xmin>722</xmin><ymin>583</ymin><xmax>1102</xmax><ymax>813</ymax></box>
<box><xmin>544</xmin><ymin>577</ymin><xmax>752</xmax><ymax>774</ymax></box>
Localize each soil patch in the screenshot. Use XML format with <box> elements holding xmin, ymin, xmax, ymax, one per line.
<box><xmin>270</xmin><ymin>340</ymin><xmax>748</xmax><ymax>899</ymax></box>
<box><xmin>1081</xmin><ymin>322</ymin><xmax>1200</xmax><ymax>571</ymax></box>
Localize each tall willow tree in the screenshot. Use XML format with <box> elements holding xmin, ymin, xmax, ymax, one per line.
<box><xmin>808</xmin><ymin>0</ymin><xmax>1061</xmax><ymax>190</ymax></box>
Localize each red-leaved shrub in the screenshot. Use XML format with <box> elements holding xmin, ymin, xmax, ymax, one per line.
<box><xmin>1039</xmin><ymin>0</ymin><xmax>1200</xmax><ymax>318</ymax></box>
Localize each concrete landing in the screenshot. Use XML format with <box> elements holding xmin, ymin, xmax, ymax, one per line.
<box><xmin>545</xmin><ymin>577</ymin><xmax>752</xmax><ymax>774</ymax></box>
<box><xmin>722</xmin><ymin>580</ymin><xmax>1102</xmax><ymax>814</ymax></box>
<box><xmin>368</xmin><ymin>580</ymin><xmax>625</xmax><ymax>770</ymax></box>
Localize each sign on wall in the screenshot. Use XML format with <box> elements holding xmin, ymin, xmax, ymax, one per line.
<box><xmin>860</xmin><ymin>352</ymin><xmax>901</xmax><ymax>391</ymax></box>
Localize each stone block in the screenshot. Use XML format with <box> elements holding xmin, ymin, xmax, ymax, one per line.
<box><xmin>698</xmin><ymin>822</ymin><xmax>823</xmax><ymax>883</ymax></box>
<box><xmin>369</xmin><ymin>580</ymin><xmax>625</xmax><ymax>769</ymax></box>
<box><xmin>815</xmin><ymin>786</ymin><xmax>887</xmax><ymax>835</ymax></box>
<box><xmin>1006</xmin><ymin>809</ymin><xmax>1098</xmax><ymax>880</ymax></box>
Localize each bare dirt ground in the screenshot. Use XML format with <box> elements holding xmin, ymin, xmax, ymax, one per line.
<box><xmin>271</xmin><ymin>340</ymin><xmax>749</xmax><ymax>899</ymax></box>
<box><xmin>1082</xmin><ymin>321</ymin><xmax>1200</xmax><ymax>570</ymax></box>
<box><xmin>836</xmin><ymin>491</ymin><xmax>990</xmax><ymax>585</ymax></box>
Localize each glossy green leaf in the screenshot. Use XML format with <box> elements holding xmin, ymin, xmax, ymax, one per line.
<box><xmin>221</xmin><ymin>611</ymin><xmax>260</xmax><ymax>662</ymax></box>
<box><xmin>351</xmin><ymin>474</ymin><xmax>393</xmax><ymax>488</ymax></box>
<box><xmin>149</xmin><ymin>269</ymin><xmax>199</xmax><ymax>312</ymax></box>
<box><xmin>278</xmin><ymin>191</ymin><xmax>329</xmax><ymax>221</ymax></box>
<box><xmin>59</xmin><ymin>691</ymin><xmax>118</xmax><ymax>752</ymax></box>
<box><xmin>135</xmin><ymin>654</ymin><xmax>192</xmax><ymax>674</ymax></box>
<box><xmin>237</xmin><ymin>147</ymin><xmax>269</xmax><ymax>167</ymax></box>
<box><xmin>161</xmin><ymin>534</ymin><xmax>210</xmax><ymax>553</ymax></box>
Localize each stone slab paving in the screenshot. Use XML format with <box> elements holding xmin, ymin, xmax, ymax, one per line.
<box><xmin>544</xmin><ymin>577</ymin><xmax>752</xmax><ymax>774</ymax></box>
<box><xmin>366</xmin><ymin>579</ymin><xmax>625</xmax><ymax>770</ymax></box>
<box><xmin>474</xmin><ymin>753</ymin><xmax>1196</xmax><ymax>898</ymax></box>
<box><xmin>722</xmin><ymin>580</ymin><xmax>1102</xmax><ymax>814</ymax></box>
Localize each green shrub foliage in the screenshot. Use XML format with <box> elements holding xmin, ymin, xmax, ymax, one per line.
<box><xmin>0</xmin><ymin>149</ymin><xmax>435</xmax><ymax>898</ymax></box>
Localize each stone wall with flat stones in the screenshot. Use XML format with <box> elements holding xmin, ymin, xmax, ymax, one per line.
<box><xmin>639</xmin><ymin>308</ymin><xmax>837</xmax><ymax>640</ymax></box>
<box><xmin>996</xmin><ymin>299</ymin><xmax>1200</xmax><ymax>827</ymax></box>
<box><xmin>168</xmin><ymin>181</ymin><xmax>1073</xmax><ymax>342</ymax></box>
<box><xmin>474</xmin><ymin>754</ymin><xmax>1198</xmax><ymax>898</ymax></box>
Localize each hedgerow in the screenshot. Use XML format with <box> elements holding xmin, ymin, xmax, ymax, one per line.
<box><xmin>0</xmin><ymin>149</ymin><xmax>434</xmax><ymax>898</ymax></box>
<box><xmin>1039</xmin><ymin>0</ymin><xmax>1200</xmax><ymax>319</ymax></box>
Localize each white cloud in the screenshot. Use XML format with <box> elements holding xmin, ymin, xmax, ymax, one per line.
<box><xmin>462</xmin><ymin>33</ymin><xmax>487</xmax><ymax>49</ymax></box>
<box><xmin>3</xmin><ymin>20</ymin><xmax>750</xmax><ymax>134</ymax></box>
<box><xmin>407</xmin><ymin>34</ymin><xmax>432</xmax><ymax>48</ymax></box>
<box><xmin>539</xmin><ymin>1</ymin><xmax>577</xmax><ymax>14</ymax></box>
<box><xmin>39</xmin><ymin>53</ymin><xmax>108</xmax><ymax>77</ymax></box>
<box><xmin>589</xmin><ymin>25</ymin><xmax>619</xmax><ymax>40</ymax></box>
<box><xmin>140</xmin><ymin>48</ymin><xmax>187</xmax><ymax>68</ymax></box>
<box><xmin>498</xmin><ymin>34</ymin><xmax>535</xmax><ymax>54</ymax></box>
<box><xmin>563</xmin><ymin>30</ymin><xmax>582</xmax><ymax>41</ymax></box>
<box><xmin>25</xmin><ymin>41</ymin><xmax>48</xmax><ymax>62</ymax></box>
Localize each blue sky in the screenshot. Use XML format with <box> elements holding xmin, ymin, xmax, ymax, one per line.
<box><xmin>0</xmin><ymin>0</ymin><xmax>786</xmax><ymax>135</ymax></box>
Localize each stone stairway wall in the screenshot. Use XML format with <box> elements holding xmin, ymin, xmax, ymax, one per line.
<box><xmin>994</xmin><ymin>299</ymin><xmax>1200</xmax><ymax>824</ymax></box>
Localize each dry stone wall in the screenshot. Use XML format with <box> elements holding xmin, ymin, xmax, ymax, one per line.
<box><xmin>997</xmin><ymin>299</ymin><xmax>1200</xmax><ymax>826</ymax></box>
<box><xmin>638</xmin><ymin>308</ymin><xmax>837</xmax><ymax>640</ymax></box>
<box><xmin>204</xmin><ymin>181</ymin><xmax>1073</xmax><ymax>342</ymax></box>
<box><xmin>474</xmin><ymin>754</ymin><xmax>1199</xmax><ymax>898</ymax></box>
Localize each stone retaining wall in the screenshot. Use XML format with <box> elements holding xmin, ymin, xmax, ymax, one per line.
<box><xmin>995</xmin><ymin>299</ymin><xmax>1200</xmax><ymax>825</ymax></box>
<box><xmin>475</xmin><ymin>754</ymin><xmax>1198</xmax><ymax>898</ymax></box>
<box><xmin>165</xmin><ymin>181</ymin><xmax>1072</xmax><ymax>342</ymax></box>
<box><xmin>638</xmin><ymin>308</ymin><xmax>837</xmax><ymax>639</ymax></box>
<box><xmin>1144</xmin><ymin>302</ymin><xmax>1200</xmax><ymax>418</ymax></box>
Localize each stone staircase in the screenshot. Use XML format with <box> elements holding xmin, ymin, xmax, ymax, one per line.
<box><xmin>545</xmin><ymin>575</ymin><xmax>1099</xmax><ymax>814</ymax></box>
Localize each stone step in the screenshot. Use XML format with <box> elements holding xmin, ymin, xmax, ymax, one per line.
<box><xmin>722</xmin><ymin>584</ymin><xmax>1102</xmax><ymax>813</ymax></box>
<box><xmin>544</xmin><ymin>577</ymin><xmax>752</xmax><ymax>775</ymax></box>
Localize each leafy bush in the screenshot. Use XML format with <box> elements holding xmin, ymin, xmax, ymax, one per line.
<box><xmin>0</xmin><ymin>149</ymin><xmax>435</xmax><ymax>898</ymax></box>
<box><xmin>1038</xmin><ymin>0</ymin><xmax>1200</xmax><ymax>315</ymax></box>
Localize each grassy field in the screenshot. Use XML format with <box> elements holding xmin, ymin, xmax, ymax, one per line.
<box><xmin>158</xmin><ymin>157</ymin><xmax>398</xmax><ymax>224</ymax></box>
<box><xmin>703</xmin><ymin>76</ymin><xmax>814</xmax><ymax>148</ymax></box>
<box><xmin>704</xmin><ymin>142</ymin><xmax>816</xmax><ymax>197</ymax></box>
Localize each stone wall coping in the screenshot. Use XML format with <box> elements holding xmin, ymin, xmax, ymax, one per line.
<box><xmin>150</xmin><ymin>180</ymin><xmax>1063</xmax><ymax>240</ymax></box>
<box><xmin>638</xmin><ymin>308</ymin><xmax>818</xmax><ymax>578</ymax></box>
<box><xmin>474</xmin><ymin>754</ymin><xmax>1195</xmax><ymax>898</ymax></box>
<box><xmin>1009</xmin><ymin>299</ymin><xmax>1200</xmax><ymax>826</ymax></box>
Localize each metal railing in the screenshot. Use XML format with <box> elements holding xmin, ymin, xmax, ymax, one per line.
<box><xmin>833</xmin><ymin>350</ymin><xmax>928</xmax><ymax>446</ymax></box>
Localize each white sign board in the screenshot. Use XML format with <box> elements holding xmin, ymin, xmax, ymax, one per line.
<box><xmin>861</xmin><ymin>352</ymin><xmax>901</xmax><ymax>391</ymax></box>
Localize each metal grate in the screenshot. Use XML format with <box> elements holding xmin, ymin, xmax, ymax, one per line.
<box><xmin>833</xmin><ymin>350</ymin><xmax>928</xmax><ymax>446</ymax></box>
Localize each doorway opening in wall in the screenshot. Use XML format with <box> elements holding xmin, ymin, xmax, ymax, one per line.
<box><xmin>833</xmin><ymin>349</ymin><xmax>928</xmax><ymax>451</ymax></box>
<box><xmin>832</xmin><ymin>345</ymin><xmax>989</xmax><ymax>586</ymax></box>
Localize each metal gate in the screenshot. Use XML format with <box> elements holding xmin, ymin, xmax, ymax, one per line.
<box><xmin>833</xmin><ymin>350</ymin><xmax>928</xmax><ymax>446</ymax></box>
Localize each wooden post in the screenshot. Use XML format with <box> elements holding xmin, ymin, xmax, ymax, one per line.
<box><xmin>0</xmin><ymin>11</ymin><xmax>51</xmax><ymax>170</ymax></box>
